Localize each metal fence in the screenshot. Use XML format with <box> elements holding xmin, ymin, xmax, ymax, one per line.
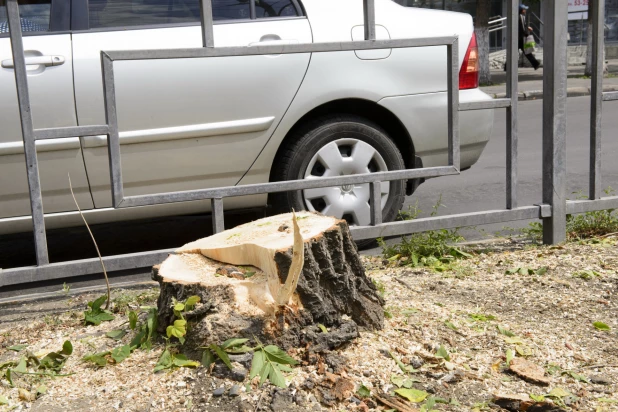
<box><xmin>1</xmin><ymin>0</ymin><xmax>617</xmax><ymax>288</ymax></box>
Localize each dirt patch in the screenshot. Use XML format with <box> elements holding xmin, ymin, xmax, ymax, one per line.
<box><xmin>0</xmin><ymin>238</ymin><xmax>617</xmax><ymax>411</ymax></box>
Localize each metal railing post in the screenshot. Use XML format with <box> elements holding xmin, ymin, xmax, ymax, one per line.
<box><xmin>369</xmin><ymin>182</ymin><xmax>382</xmax><ymax>226</ymax></box>
<box><xmin>542</xmin><ymin>0</ymin><xmax>568</xmax><ymax>244</ymax></box>
<box><xmin>363</xmin><ymin>0</ymin><xmax>376</xmax><ymax>40</ymax></box>
<box><xmin>590</xmin><ymin>0</ymin><xmax>605</xmax><ymax>200</ymax></box>
<box><xmin>200</xmin><ymin>0</ymin><xmax>215</xmax><ymax>48</ymax></box>
<box><xmin>211</xmin><ymin>198</ymin><xmax>225</xmax><ymax>233</ymax></box>
<box><xmin>505</xmin><ymin>0</ymin><xmax>518</xmax><ymax>209</ymax></box>
<box><xmin>6</xmin><ymin>0</ymin><xmax>49</xmax><ymax>265</ymax></box>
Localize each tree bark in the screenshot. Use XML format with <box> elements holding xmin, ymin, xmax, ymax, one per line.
<box><xmin>153</xmin><ymin>212</ymin><xmax>384</xmax><ymax>350</ymax></box>
<box><xmin>476</xmin><ymin>0</ymin><xmax>492</xmax><ymax>85</ymax></box>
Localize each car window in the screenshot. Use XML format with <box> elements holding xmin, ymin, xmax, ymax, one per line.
<box><xmin>0</xmin><ymin>0</ymin><xmax>51</xmax><ymax>34</ymax></box>
<box><xmin>255</xmin><ymin>0</ymin><xmax>297</xmax><ymax>18</ymax></box>
<box><xmin>212</xmin><ymin>0</ymin><xmax>251</xmax><ymax>21</ymax></box>
<box><xmin>88</xmin><ymin>0</ymin><xmax>258</xmax><ymax>29</ymax></box>
<box><xmin>86</xmin><ymin>0</ymin><xmax>299</xmax><ymax>29</ymax></box>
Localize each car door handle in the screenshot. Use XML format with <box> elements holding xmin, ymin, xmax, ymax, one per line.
<box><xmin>1</xmin><ymin>55</ymin><xmax>65</xmax><ymax>69</ymax></box>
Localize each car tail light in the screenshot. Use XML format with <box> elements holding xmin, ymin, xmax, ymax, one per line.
<box><xmin>459</xmin><ymin>32</ymin><xmax>479</xmax><ymax>90</ymax></box>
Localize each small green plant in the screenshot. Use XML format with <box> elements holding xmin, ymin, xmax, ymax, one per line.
<box><xmin>201</xmin><ymin>338</ymin><xmax>253</xmax><ymax>370</ymax></box>
<box><xmin>573</xmin><ymin>269</ymin><xmax>601</xmax><ymax>280</ymax></box>
<box><xmin>2</xmin><ymin>341</ymin><xmax>74</xmax><ymax>390</ymax></box>
<box><xmin>111</xmin><ymin>289</ymin><xmax>158</xmax><ymax>314</ymax></box>
<box><xmin>505</xmin><ymin>266</ymin><xmax>547</xmax><ymax>276</ymax></box>
<box><xmin>61</xmin><ymin>282</ymin><xmax>71</xmax><ymax>295</ymax></box>
<box><xmin>382</xmin><ymin>197</ymin><xmax>470</xmax><ymax>270</ymax></box>
<box><xmin>84</xmin><ymin>295</ymin><xmax>115</xmax><ymax>326</ymax></box>
<box><xmin>519</xmin><ymin>188</ymin><xmax>618</xmax><ymax>241</ymax></box>
<box><xmin>83</xmin><ymin>306</ymin><xmax>158</xmax><ymax>367</ymax></box>
<box><xmin>468</xmin><ymin>312</ymin><xmax>496</xmax><ymax>322</ymax></box>
<box><xmin>166</xmin><ymin>296</ymin><xmax>200</xmax><ymax>345</ymax></box>
<box><xmin>249</xmin><ymin>340</ymin><xmax>299</xmax><ymax>388</ymax></box>
<box><xmin>154</xmin><ymin>349</ymin><xmax>200</xmax><ymax>372</ymax></box>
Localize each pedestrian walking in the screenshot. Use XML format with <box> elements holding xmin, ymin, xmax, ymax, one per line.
<box><xmin>518</xmin><ymin>4</ymin><xmax>540</xmax><ymax>70</ymax></box>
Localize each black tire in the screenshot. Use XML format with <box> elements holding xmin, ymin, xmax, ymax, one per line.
<box><xmin>270</xmin><ymin>115</ymin><xmax>406</xmax><ymax>246</ymax></box>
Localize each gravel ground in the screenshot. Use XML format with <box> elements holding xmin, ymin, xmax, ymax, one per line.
<box><xmin>0</xmin><ymin>237</ymin><xmax>617</xmax><ymax>412</ymax></box>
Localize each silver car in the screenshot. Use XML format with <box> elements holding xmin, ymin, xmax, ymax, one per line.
<box><xmin>0</xmin><ymin>0</ymin><xmax>493</xmax><ymax>235</ymax></box>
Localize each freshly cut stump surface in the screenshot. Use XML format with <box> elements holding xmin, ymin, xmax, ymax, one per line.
<box><xmin>154</xmin><ymin>212</ymin><xmax>384</xmax><ymax>349</ymax></box>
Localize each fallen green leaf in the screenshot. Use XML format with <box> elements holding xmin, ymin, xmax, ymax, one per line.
<box><xmin>249</xmin><ymin>350</ymin><xmax>265</xmax><ymax>379</ymax></box>
<box><xmin>547</xmin><ymin>387</ymin><xmax>570</xmax><ymax>398</ymax></box>
<box><xmin>154</xmin><ymin>349</ymin><xmax>172</xmax><ymax>372</ymax></box>
<box><xmin>444</xmin><ymin>321</ymin><xmax>458</xmax><ymax>331</ymax></box>
<box><xmin>210</xmin><ymin>344</ymin><xmax>233</xmax><ymax>370</ymax></box>
<box><xmin>515</xmin><ymin>345</ymin><xmax>533</xmax><ymax>357</ymax></box>
<box><xmin>357</xmin><ymin>384</ymin><xmax>371</xmax><ymax>398</ymax></box>
<box><xmin>111</xmin><ymin>345</ymin><xmax>131</xmax><ymax>363</ymax></box>
<box><xmin>436</xmin><ymin>345</ymin><xmax>450</xmax><ymax>361</ymax></box>
<box><xmin>172</xmin><ymin>354</ymin><xmax>200</xmax><ymax>368</ymax></box>
<box><xmin>268</xmin><ymin>363</ymin><xmax>287</xmax><ymax>388</ymax></box>
<box><xmin>593</xmin><ymin>321</ymin><xmax>611</xmax><ymax>331</ymax></box>
<box><xmin>128</xmin><ymin>311</ymin><xmax>138</xmax><ymax>330</ymax></box>
<box><xmin>8</xmin><ymin>344</ymin><xmax>27</xmax><ymax>352</ymax></box>
<box><xmin>505</xmin><ymin>349</ymin><xmax>514</xmax><ymax>366</ymax></box>
<box><xmin>263</xmin><ymin>345</ymin><xmax>298</xmax><ymax>365</ymax></box>
<box><xmin>201</xmin><ymin>349</ymin><xmax>215</xmax><ymax>368</ymax></box>
<box><xmin>530</xmin><ymin>394</ymin><xmax>545</xmax><ymax>402</ymax></box>
<box><xmin>395</xmin><ymin>388</ymin><xmax>429</xmax><ymax>403</ymax></box>
<box><xmin>220</xmin><ymin>338</ymin><xmax>249</xmax><ymax>350</ymax></box>
<box><xmin>106</xmin><ymin>329</ymin><xmax>127</xmax><ymax>341</ymax></box>
<box><xmin>317</xmin><ymin>324</ymin><xmax>328</xmax><ymax>334</ymax></box>
<box><xmin>0</xmin><ymin>395</ymin><xmax>8</xmax><ymax>405</ymax></box>
<box><xmin>497</xmin><ymin>325</ymin><xmax>515</xmax><ymax>337</ymax></box>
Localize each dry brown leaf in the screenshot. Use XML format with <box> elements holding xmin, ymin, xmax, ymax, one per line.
<box><xmin>509</xmin><ymin>357</ymin><xmax>551</xmax><ymax>386</ymax></box>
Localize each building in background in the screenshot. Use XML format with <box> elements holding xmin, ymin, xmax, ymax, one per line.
<box><xmin>394</xmin><ymin>0</ymin><xmax>618</xmax><ymax>49</ymax></box>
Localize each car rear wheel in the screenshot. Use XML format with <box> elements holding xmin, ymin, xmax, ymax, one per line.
<box><xmin>271</xmin><ymin>115</ymin><xmax>406</xmax><ymax>239</ymax></box>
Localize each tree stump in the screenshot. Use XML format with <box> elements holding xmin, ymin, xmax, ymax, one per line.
<box><xmin>153</xmin><ymin>212</ymin><xmax>384</xmax><ymax>350</ymax></box>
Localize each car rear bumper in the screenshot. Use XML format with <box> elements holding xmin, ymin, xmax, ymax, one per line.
<box><xmin>378</xmin><ymin>88</ymin><xmax>494</xmax><ymax>170</ymax></box>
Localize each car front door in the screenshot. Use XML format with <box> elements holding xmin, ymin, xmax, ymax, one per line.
<box><xmin>0</xmin><ymin>0</ymin><xmax>93</xmax><ymax>220</ymax></box>
<box><xmin>71</xmin><ymin>0</ymin><xmax>312</xmax><ymax>208</ymax></box>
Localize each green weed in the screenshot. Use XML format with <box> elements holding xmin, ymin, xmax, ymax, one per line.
<box><xmin>381</xmin><ymin>197</ymin><xmax>470</xmax><ymax>271</ymax></box>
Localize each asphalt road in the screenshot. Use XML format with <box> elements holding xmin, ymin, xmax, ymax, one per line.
<box><xmin>2</xmin><ymin>96</ymin><xmax>617</xmax><ymax>298</ymax></box>
<box><xmin>403</xmin><ymin>96</ymin><xmax>618</xmax><ymax>240</ymax></box>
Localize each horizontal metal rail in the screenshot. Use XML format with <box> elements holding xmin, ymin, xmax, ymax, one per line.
<box><xmin>566</xmin><ymin>196</ymin><xmax>618</xmax><ymax>214</ymax></box>
<box><xmin>350</xmin><ymin>206</ymin><xmax>544</xmax><ymax>239</ymax></box>
<box><xmin>103</xmin><ymin>37</ymin><xmax>458</xmax><ymax>61</ymax></box>
<box><xmin>0</xmin><ymin>249</ymin><xmax>172</xmax><ymax>287</ymax></box>
<box><xmin>34</xmin><ymin>125</ymin><xmax>110</xmax><ymax>140</ymax></box>
<box><xmin>117</xmin><ymin>167</ymin><xmax>458</xmax><ymax>208</ymax></box>
<box><xmin>460</xmin><ymin>99</ymin><xmax>511</xmax><ymax>111</ymax></box>
<box><xmin>603</xmin><ymin>91</ymin><xmax>618</xmax><ymax>101</ymax></box>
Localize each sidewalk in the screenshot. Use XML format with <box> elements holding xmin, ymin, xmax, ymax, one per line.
<box><xmin>480</xmin><ymin>59</ymin><xmax>618</xmax><ymax>101</ymax></box>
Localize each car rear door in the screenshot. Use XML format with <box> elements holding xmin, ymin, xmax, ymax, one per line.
<box><xmin>0</xmin><ymin>0</ymin><xmax>93</xmax><ymax>219</ymax></box>
<box><xmin>71</xmin><ymin>0</ymin><xmax>312</xmax><ymax>208</ymax></box>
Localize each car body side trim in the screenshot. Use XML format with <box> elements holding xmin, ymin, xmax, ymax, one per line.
<box><xmin>80</xmin><ymin>116</ymin><xmax>276</xmax><ymax>148</ymax></box>
<box><xmin>0</xmin><ymin>138</ymin><xmax>81</xmax><ymax>155</ymax></box>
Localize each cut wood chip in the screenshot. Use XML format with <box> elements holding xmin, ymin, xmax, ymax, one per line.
<box><xmin>509</xmin><ymin>357</ymin><xmax>551</xmax><ymax>386</ymax></box>
<box><xmin>375</xmin><ymin>391</ymin><xmax>419</xmax><ymax>412</ymax></box>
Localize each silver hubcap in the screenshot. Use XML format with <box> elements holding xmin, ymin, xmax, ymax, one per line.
<box><xmin>303</xmin><ymin>138</ymin><xmax>390</xmax><ymax>226</ymax></box>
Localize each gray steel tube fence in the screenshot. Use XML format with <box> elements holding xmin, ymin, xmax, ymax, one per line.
<box><xmin>1</xmin><ymin>0</ymin><xmax>617</xmax><ymax>289</ymax></box>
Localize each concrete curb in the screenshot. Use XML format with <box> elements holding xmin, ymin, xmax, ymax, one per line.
<box><xmin>487</xmin><ymin>85</ymin><xmax>618</xmax><ymax>101</ymax></box>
